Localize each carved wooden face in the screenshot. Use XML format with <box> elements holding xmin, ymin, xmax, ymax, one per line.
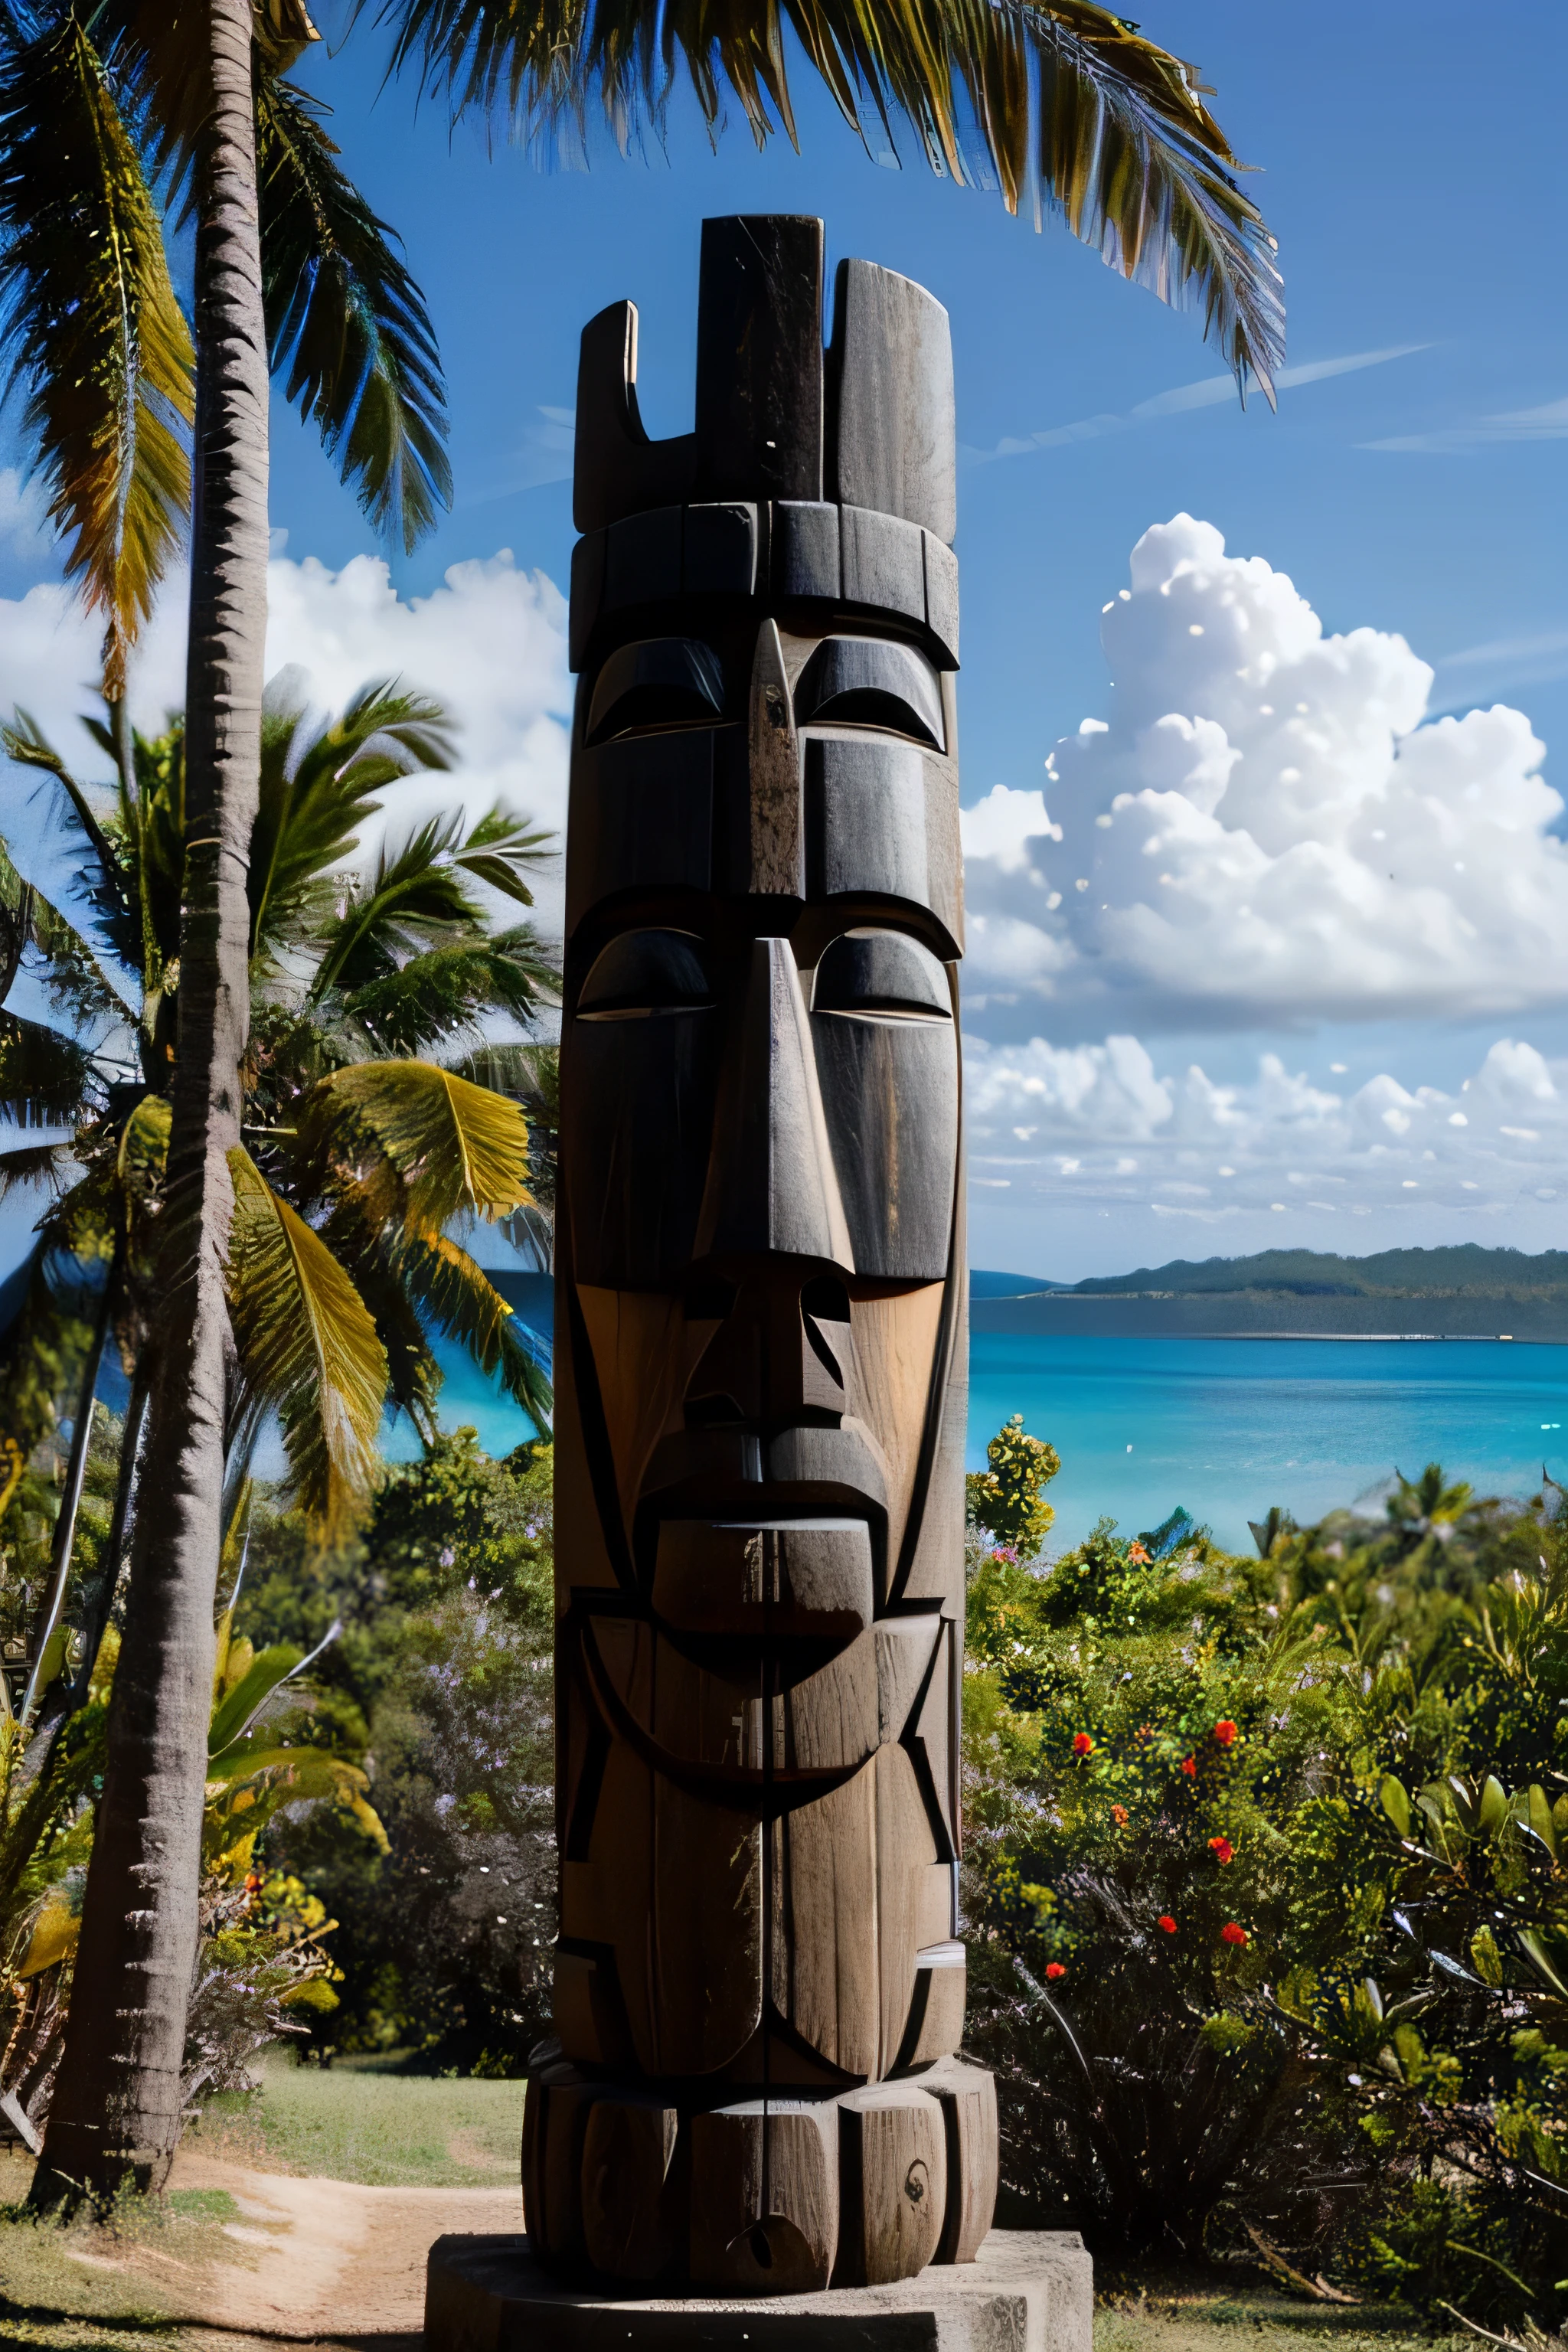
<box><xmin>560</xmin><ymin>612</ymin><xmax>962</xmax><ymax>1690</ymax></box>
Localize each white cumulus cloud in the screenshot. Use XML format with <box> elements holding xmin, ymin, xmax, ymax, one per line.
<box><xmin>962</xmin><ymin>515</ymin><xmax>1566</xmax><ymax>1033</ymax></box>
<box><xmin>965</xmin><ymin>1031</ymin><xmax>1568</xmax><ymax>1226</ymax></box>
<box><xmin>0</xmin><ymin>545</ymin><xmax>572</xmax><ymax>929</ymax></box>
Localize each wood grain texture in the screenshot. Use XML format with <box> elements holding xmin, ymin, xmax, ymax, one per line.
<box><xmin>690</xmin><ymin>2102</ymin><xmax>838</xmax><ymax>2293</ymax></box>
<box><xmin>829</xmin><ymin>260</ymin><xmax>956</xmax><ymax>543</ymax></box>
<box><xmin>928</xmin><ymin>2060</ymin><xmax>1000</xmax><ymax>2263</ymax></box>
<box><xmin>748</xmin><ymin>619</ymin><xmax>802</xmax><ymax>899</ymax></box>
<box><xmin>582</xmin><ymin>2097</ymin><xmax>680</xmax><ymax>2279</ymax></box>
<box><xmin>770</xmin><ymin>1763</ymin><xmax>879</xmax><ymax>2078</ymax></box>
<box><xmin>835</xmin><ymin>2085</ymin><xmax>947</xmax><ymax>2286</ymax></box>
<box><xmin>695</xmin><ymin>217</ymin><xmax>823</xmax><ymax>505</ymax></box>
<box><xmin>546</xmin><ymin>213</ymin><xmax>993</xmax><ymax>2292</ymax></box>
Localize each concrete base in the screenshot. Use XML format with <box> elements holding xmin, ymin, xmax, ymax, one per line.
<box><xmin>426</xmin><ymin>2230</ymin><xmax>1092</xmax><ymax>2352</ymax></box>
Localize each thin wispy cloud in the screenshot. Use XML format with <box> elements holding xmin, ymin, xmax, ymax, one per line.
<box><xmin>457</xmin><ymin>404</ymin><xmax>576</xmax><ymax>507</ymax></box>
<box><xmin>965</xmin><ymin>343</ymin><xmax>1431</xmax><ymax>464</ymax></box>
<box><xmin>1432</xmin><ymin>625</ymin><xmax>1568</xmax><ymax>706</ymax></box>
<box><xmin>1363</xmin><ymin>394</ymin><xmax>1568</xmax><ymax>455</ymax></box>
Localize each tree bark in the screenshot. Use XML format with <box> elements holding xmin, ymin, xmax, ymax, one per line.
<box><xmin>33</xmin><ymin>0</ymin><xmax>269</xmax><ymax>2203</ymax></box>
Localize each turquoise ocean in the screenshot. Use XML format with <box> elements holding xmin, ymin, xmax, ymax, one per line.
<box><xmin>403</xmin><ymin>1283</ymin><xmax>1568</xmax><ymax>1557</ymax></box>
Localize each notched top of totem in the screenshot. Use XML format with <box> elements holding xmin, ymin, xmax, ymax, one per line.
<box><xmin>573</xmin><ymin>216</ymin><xmax>956</xmax><ymax>549</ymax></box>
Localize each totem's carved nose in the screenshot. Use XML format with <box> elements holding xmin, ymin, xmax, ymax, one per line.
<box><xmin>694</xmin><ymin>937</ymin><xmax>854</xmax><ymax>1273</ymax></box>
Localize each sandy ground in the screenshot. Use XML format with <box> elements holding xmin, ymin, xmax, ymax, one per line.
<box><xmin>127</xmin><ymin>2146</ymin><xmax>519</xmax><ymax>2344</ymax></box>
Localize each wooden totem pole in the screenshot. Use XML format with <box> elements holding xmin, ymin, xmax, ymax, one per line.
<box><xmin>528</xmin><ymin>214</ymin><xmax>995</xmax><ymax>2295</ymax></box>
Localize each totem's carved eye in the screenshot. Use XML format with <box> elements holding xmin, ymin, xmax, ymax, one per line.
<box><xmin>586</xmin><ymin>638</ymin><xmax>724</xmax><ymax>743</ymax></box>
<box><xmin>577</xmin><ymin>929</ymin><xmax>712</xmax><ymax>1020</ymax></box>
<box><xmin>794</xmin><ymin>637</ymin><xmax>944</xmax><ymax>750</ymax></box>
<box><xmin>812</xmin><ymin>930</ymin><xmax>951</xmax><ymax>1021</ymax></box>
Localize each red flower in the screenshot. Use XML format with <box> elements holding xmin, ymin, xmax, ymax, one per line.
<box><xmin>1112</xmin><ymin>1804</ymin><xmax>1129</xmax><ymax>1826</ymax></box>
<box><xmin>1045</xmin><ymin>1962</ymin><xmax>1067</xmax><ymax>1980</ymax></box>
<box><xmin>1072</xmin><ymin>1732</ymin><xmax>1094</xmax><ymax>1756</ymax></box>
<box><xmin>1158</xmin><ymin>1915</ymin><xmax>1178</xmax><ymax>1934</ymax></box>
<box><xmin>1208</xmin><ymin>1836</ymin><xmax>1234</xmax><ymax>1865</ymax></box>
<box><xmin>1221</xmin><ymin>1922</ymin><xmax>1249</xmax><ymax>1947</ymax></box>
<box><xmin>1180</xmin><ymin>1756</ymin><xmax>1197</xmax><ymax>1776</ymax></box>
<box><xmin>1127</xmin><ymin>1541</ymin><xmax>1149</xmax><ymax>1565</ymax></box>
<box><xmin>1214</xmin><ymin>1720</ymin><xmax>1238</xmax><ymax>1748</ymax></box>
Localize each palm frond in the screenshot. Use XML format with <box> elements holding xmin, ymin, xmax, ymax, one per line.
<box><xmin>0</xmin><ymin>1136</ymin><xmax>77</xmax><ymax>1203</ymax></box>
<box><xmin>0</xmin><ymin>10</ymin><xmax>193</xmax><ymax>691</ymax></box>
<box><xmin>381</xmin><ymin>0</ymin><xmax>1281</xmax><ymax>397</ymax></box>
<box><xmin>308</xmin><ymin>814</ymin><xmax>485</xmax><ymax>995</ymax></box>
<box><xmin>0</xmin><ymin>1011</ymin><xmax>96</xmax><ymax>1132</ymax></box>
<box><xmin>226</xmin><ymin>1145</ymin><xmax>388</xmax><ymax>1532</ymax></box>
<box><xmin>338</xmin><ymin>927</ymin><xmax>558</xmax><ymax>1054</ymax></box>
<box><xmin>446</xmin><ymin>805</ymin><xmax>557</xmax><ymax>910</ymax></box>
<box><xmin>302</xmin><ymin>1058</ymin><xmax>532</xmax><ymax>1230</ymax></box>
<box><xmin>256</xmin><ymin>77</ymin><xmax>451</xmax><ymax>554</ymax></box>
<box><xmin>250</xmin><ymin>669</ymin><xmax>456</xmax><ymax>969</ymax></box>
<box><xmin>396</xmin><ymin>1220</ymin><xmax>552</xmax><ymax>1432</ymax></box>
<box><xmin>315</xmin><ymin>1197</ymin><xmax>444</xmax><ymax>1431</ymax></box>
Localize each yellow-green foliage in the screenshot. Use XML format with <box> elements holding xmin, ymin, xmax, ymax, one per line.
<box><xmin>965</xmin><ymin>1413</ymin><xmax>1060</xmax><ymax>1559</ymax></box>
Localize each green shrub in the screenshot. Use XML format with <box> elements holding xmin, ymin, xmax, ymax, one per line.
<box><xmin>961</xmin><ymin>1431</ymin><xmax>1568</xmax><ymax>2331</ymax></box>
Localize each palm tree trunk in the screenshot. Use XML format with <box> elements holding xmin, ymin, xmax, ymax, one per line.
<box><xmin>18</xmin><ymin>1245</ymin><xmax>118</xmax><ymax>1728</ymax></box>
<box><xmin>11</xmin><ymin>1348</ymin><xmax>152</xmax><ymax>1804</ymax></box>
<box><xmin>33</xmin><ymin>0</ymin><xmax>269</xmax><ymax>2203</ymax></box>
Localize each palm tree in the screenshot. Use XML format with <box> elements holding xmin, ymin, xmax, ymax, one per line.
<box><xmin>0</xmin><ymin>672</ymin><xmax>555</xmax><ymax>1703</ymax></box>
<box><xmin>381</xmin><ymin>0</ymin><xmax>1283</xmax><ymax>398</ymax></box>
<box><xmin>1</xmin><ymin>674</ymin><xmax>554</xmax><ymax>2197</ymax></box>
<box><xmin>17</xmin><ymin>0</ymin><xmax>1282</xmax><ymax>2202</ymax></box>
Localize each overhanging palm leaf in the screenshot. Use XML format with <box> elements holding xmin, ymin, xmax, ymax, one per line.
<box><xmin>302</xmin><ymin>1057</ymin><xmax>533</xmax><ymax>1229</ymax></box>
<box><xmin>256</xmin><ymin>77</ymin><xmax>452</xmax><ymax>554</ymax></box>
<box><xmin>0</xmin><ymin>8</ymin><xmax>193</xmax><ymax>692</ymax></box>
<box><xmin>226</xmin><ymin>1147</ymin><xmax>389</xmax><ymax>1530</ymax></box>
<box><xmin>382</xmin><ymin>0</ymin><xmax>1282</xmax><ymax>397</ymax></box>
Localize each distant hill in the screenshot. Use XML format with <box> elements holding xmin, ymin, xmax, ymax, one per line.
<box><xmin>969</xmin><ymin>1246</ymin><xmax>1568</xmax><ymax>1341</ymax></box>
<box><xmin>969</xmin><ymin>1269</ymin><xmax>1060</xmax><ymax>1298</ymax></box>
<box><xmin>1063</xmin><ymin>1246</ymin><xmax>1568</xmax><ymax>1299</ymax></box>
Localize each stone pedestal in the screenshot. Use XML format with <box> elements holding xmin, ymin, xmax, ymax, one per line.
<box><xmin>426</xmin><ymin>2229</ymin><xmax>1093</xmax><ymax>2352</ymax></box>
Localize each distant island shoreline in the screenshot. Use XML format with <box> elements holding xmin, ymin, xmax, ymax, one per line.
<box><xmin>969</xmin><ymin>1245</ymin><xmax>1568</xmax><ymax>1342</ymax></box>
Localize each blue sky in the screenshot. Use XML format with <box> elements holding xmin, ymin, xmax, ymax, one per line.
<box><xmin>2</xmin><ymin>0</ymin><xmax>1566</xmax><ymax>1279</ymax></box>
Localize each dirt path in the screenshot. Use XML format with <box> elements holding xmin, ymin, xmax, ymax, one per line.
<box><xmin>152</xmin><ymin>2148</ymin><xmax>521</xmax><ymax>2341</ymax></box>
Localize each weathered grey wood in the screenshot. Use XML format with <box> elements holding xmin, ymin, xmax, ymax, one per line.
<box><xmin>684</xmin><ymin>502</ymin><xmax>760</xmax><ymax>596</ymax></box>
<box><xmin>795</xmin><ymin>637</ymin><xmax>944</xmax><ymax>750</ymax></box>
<box><xmin>695</xmin><ymin>217</ymin><xmax>824</xmax><ymax>503</ymax></box>
<box><xmin>829</xmin><ymin>261</ymin><xmax>956</xmax><ymax>543</ymax></box>
<box><xmin>923</xmin><ymin>535</ymin><xmax>960</xmax><ymax>667</ymax></box>
<box><xmin>774</xmin><ymin>501</ymin><xmax>841</xmax><ymax>601</ymax></box>
<box><xmin>547</xmin><ymin>213</ymin><xmax>989</xmax><ymax>2294</ymax></box>
<box><xmin>566</xmin><ymin>731</ymin><xmax>715</xmax><ymax>933</ymax></box>
<box><xmin>749</xmin><ymin>619</ymin><xmax>802</xmax><ymax>897</ymax></box>
<box><xmin>574</xmin><ymin>302</ymin><xmax>697</xmax><ymax>532</ymax></box>
<box><xmin>840</xmin><ymin>506</ymin><xmax>926</xmax><ymax>624</ymax></box>
<box><xmin>604</xmin><ymin>506</ymin><xmax>685</xmax><ymax>612</ymax></box>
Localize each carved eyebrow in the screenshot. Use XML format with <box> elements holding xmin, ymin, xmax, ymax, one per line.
<box><xmin>578</xmin><ymin>928</ymin><xmax>713</xmax><ymax>1018</ymax></box>
<box><xmin>793</xmin><ymin>637</ymin><xmax>944</xmax><ymax>751</ymax></box>
<box><xmin>586</xmin><ymin>638</ymin><xmax>724</xmax><ymax>743</ymax></box>
<box><xmin>812</xmin><ymin>929</ymin><xmax>951</xmax><ymax>1019</ymax></box>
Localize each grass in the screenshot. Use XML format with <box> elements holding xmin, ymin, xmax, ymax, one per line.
<box><xmin>188</xmin><ymin>2046</ymin><xmax>526</xmax><ymax>2185</ymax></box>
<box><xmin>1094</xmin><ymin>2275</ymin><xmax>1470</xmax><ymax>2352</ymax></box>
